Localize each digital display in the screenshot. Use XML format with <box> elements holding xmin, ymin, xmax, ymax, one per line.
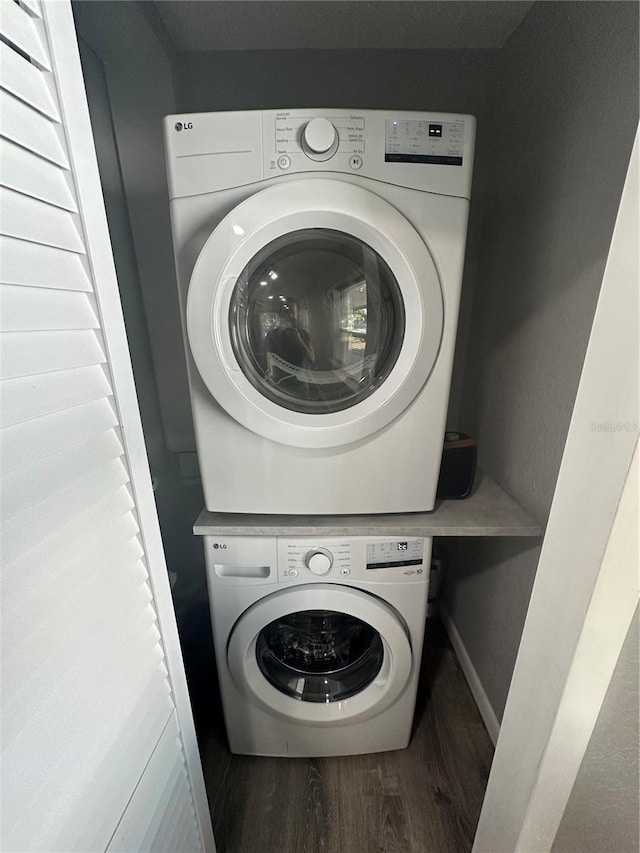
<box><xmin>366</xmin><ymin>539</ymin><xmax>424</xmax><ymax>570</ymax></box>
<box><xmin>385</xmin><ymin>119</ymin><xmax>464</xmax><ymax>166</ymax></box>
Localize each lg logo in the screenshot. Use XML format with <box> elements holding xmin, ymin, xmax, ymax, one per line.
<box><xmin>175</xmin><ymin>121</ymin><xmax>194</xmax><ymax>132</ymax></box>
<box><xmin>212</xmin><ymin>543</ymin><xmax>227</xmax><ymax>550</ymax></box>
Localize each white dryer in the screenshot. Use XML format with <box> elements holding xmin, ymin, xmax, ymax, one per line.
<box><xmin>203</xmin><ymin>534</ymin><xmax>431</xmax><ymax>757</ymax></box>
<box><xmin>164</xmin><ymin>109</ymin><xmax>475</xmax><ymax>514</ymax></box>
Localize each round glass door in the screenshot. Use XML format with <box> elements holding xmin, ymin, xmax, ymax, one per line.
<box><xmin>229</xmin><ymin>229</ymin><xmax>405</xmax><ymax>414</ymax></box>
<box><xmin>187</xmin><ymin>179</ymin><xmax>444</xmax><ymax>449</ymax></box>
<box><xmin>255</xmin><ymin>609</ymin><xmax>384</xmax><ymax>703</ymax></box>
<box><xmin>227</xmin><ymin>582</ymin><xmax>413</xmax><ymax>723</ymax></box>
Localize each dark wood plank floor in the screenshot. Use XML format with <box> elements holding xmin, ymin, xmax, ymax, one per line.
<box><xmin>182</xmin><ymin>610</ymin><xmax>494</xmax><ymax>853</ymax></box>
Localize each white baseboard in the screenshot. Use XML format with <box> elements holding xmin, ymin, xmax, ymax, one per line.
<box><xmin>439</xmin><ymin>605</ymin><xmax>501</xmax><ymax>746</ymax></box>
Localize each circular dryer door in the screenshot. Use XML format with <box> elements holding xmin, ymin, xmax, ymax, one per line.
<box><xmin>187</xmin><ymin>179</ymin><xmax>443</xmax><ymax>449</ymax></box>
<box><xmin>227</xmin><ymin>584</ymin><xmax>413</xmax><ymax>725</ymax></box>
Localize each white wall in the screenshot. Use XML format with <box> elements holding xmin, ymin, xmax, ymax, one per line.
<box><xmin>552</xmin><ymin>609</ymin><xmax>639</xmax><ymax>853</ymax></box>
<box><xmin>444</xmin><ymin>0</ymin><xmax>639</xmax><ymax>722</ymax></box>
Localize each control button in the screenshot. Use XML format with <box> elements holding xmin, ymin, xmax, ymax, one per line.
<box><xmin>301</xmin><ymin>118</ymin><xmax>339</xmax><ymax>161</ymax></box>
<box><xmin>289</xmin><ymin>569</ymin><xmax>298</xmax><ymax>578</ymax></box>
<box><xmin>303</xmin><ymin>118</ymin><xmax>337</xmax><ymax>153</ymax></box>
<box><xmin>349</xmin><ymin>155</ymin><xmax>363</xmax><ymax>170</ymax></box>
<box><xmin>340</xmin><ymin>568</ymin><xmax>351</xmax><ymax>576</ymax></box>
<box><xmin>305</xmin><ymin>548</ymin><xmax>333</xmax><ymax>575</ymax></box>
<box><xmin>277</xmin><ymin>155</ymin><xmax>291</xmax><ymax>170</ymax></box>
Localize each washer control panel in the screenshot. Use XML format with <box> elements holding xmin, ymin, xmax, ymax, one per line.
<box><xmin>276</xmin><ymin>537</ymin><xmax>428</xmax><ymax>583</ymax></box>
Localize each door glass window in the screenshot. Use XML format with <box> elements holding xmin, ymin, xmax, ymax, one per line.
<box><xmin>256</xmin><ymin>609</ymin><xmax>384</xmax><ymax>703</ymax></box>
<box><xmin>229</xmin><ymin>229</ymin><xmax>405</xmax><ymax>414</ymax></box>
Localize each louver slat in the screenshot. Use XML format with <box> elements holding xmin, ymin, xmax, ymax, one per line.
<box><xmin>2</xmin><ymin>649</ymin><xmax>172</xmax><ymax>849</ymax></box>
<box><xmin>0</xmin><ymin>458</ymin><xmax>130</xmax><ymax>564</ymax></box>
<box><xmin>1</xmin><ymin>485</ymin><xmax>136</xmax><ymax>607</ymax></box>
<box><xmin>140</xmin><ymin>755</ymin><xmax>186</xmax><ymax>851</ymax></box>
<box><xmin>0</xmin><ymin>329</ymin><xmax>105</xmax><ymax>380</ymax></box>
<box><xmin>0</xmin><ymin>235</ymin><xmax>92</xmax><ymax>291</ymax></box>
<box><xmin>181</xmin><ymin>815</ymin><xmax>203</xmax><ymax>853</ymax></box>
<box><xmin>0</xmin><ymin>41</ymin><xmax>59</xmax><ymax>120</ymax></box>
<box><xmin>17</xmin><ymin>0</ymin><xmax>42</xmax><ymax>19</ymax></box>
<box><xmin>165</xmin><ymin>793</ymin><xmax>198</xmax><ymax>853</ymax></box>
<box><xmin>0</xmin><ymin>364</ymin><xmax>112</xmax><ymax>427</ymax></box>
<box><xmin>0</xmin><ymin>187</ymin><xmax>84</xmax><ymax>251</ymax></box>
<box><xmin>0</xmin><ymin>287</ymin><xmax>97</xmax><ymax>334</ymax></box>
<box><xmin>2</xmin><ymin>568</ymin><xmax>156</xmax><ymax>717</ymax></box>
<box><xmin>0</xmin><ymin>397</ymin><xmax>115</xmax><ymax>476</ymax></box>
<box><xmin>139</xmin><ymin>745</ymin><xmax>188</xmax><ymax>851</ymax></box>
<box><xmin>50</xmin><ymin>675</ymin><xmax>174</xmax><ymax>853</ymax></box>
<box><xmin>0</xmin><ymin>284</ymin><xmax>97</xmax><ymax>331</ymax></box>
<box><xmin>0</xmin><ymin>90</ymin><xmax>68</xmax><ymax>166</ymax></box>
<box><xmin>0</xmin><ymin>137</ymin><xmax>76</xmax><ymax>210</ymax></box>
<box><xmin>2</xmin><ymin>546</ymin><xmax>149</xmax><ymax>701</ymax></box>
<box><xmin>107</xmin><ymin>715</ymin><xmax>184</xmax><ymax>852</ymax></box>
<box><xmin>168</xmin><ymin>789</ymin><xmax>201</xmax><ymax>853</ymax></box>
<box><xmin>1</xmin><ymin>517</ymin><xmax>142</xmax><ymax>636</ymax></box>
<box><xmin>1</xmin><ymin>428</ymin><xmax>123</xmax><ymax>521</ymax></box>
<box><xmin>154</xmin><ymin>770</ymin><xmax>190</xmax><ymax>851</ymax></box>
<box><xmin>0</xmin><ymin>0</ymin><xmax>50</xmax><ymax>68</ymax></box>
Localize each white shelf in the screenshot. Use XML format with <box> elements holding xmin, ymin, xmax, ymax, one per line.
<box><xmin>193</xmin><ymin>472</ymin><xmax>541</xmax><ymax>538</ymax></box>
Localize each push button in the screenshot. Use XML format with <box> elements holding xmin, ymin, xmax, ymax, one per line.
<box><xmin>340</xmin><ymin>568</ymin><xmax>351</xmax><ymax>576</ymax></box>
<box><xmin>349</xmin><ymin>155</ymin><xmax>363</xmax><ymax>170</ymax></box>
<box><xmin>277</xmin><ymin>155</ymin><xmax>291</xmax><ymax>170</ymax></box>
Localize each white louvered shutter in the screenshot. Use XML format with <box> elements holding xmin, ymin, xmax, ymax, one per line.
<box><xmin>0</xmin><ymin>1</ymin><xmax>215</xmax><ymax>851</ymax></box>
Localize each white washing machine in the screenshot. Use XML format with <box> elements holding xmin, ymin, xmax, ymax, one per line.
<box><xmin>203</xmin><ymin>534</ymin><xmax>431</xmax><ymax>757</ymax></box>
<box><xmin>164</xmin><ymin>109</ymin><xmax>475</xmax><ymax>514</ymax></box>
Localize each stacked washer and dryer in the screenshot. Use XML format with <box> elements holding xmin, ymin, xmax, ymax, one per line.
<box><xmin>164</xmin><ymin>109</ymin><xmax>475</xmax><ymax>756</ymax></box>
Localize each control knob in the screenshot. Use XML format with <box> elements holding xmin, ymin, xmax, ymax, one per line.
<box><xmin>301</xmin><ymin>118</ymin><xmax>339</xmax><ymax>160</ymax></box>
<box><xmin>304</xmin><ymin>548</ymin><xmax>334</xmax><ymax>575</ymax></box>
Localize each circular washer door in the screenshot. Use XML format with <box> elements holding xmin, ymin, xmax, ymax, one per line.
<box><xmin>187</xmin><ymin>178</ymin><xmax>443</xmax><ymax>449</ymax></box>
<box><xmin>227</xmin><ymin>584</ymin><xmax>413</xmax><ymax>726</ymax></box>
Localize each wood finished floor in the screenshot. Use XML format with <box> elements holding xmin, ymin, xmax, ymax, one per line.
<box><xmin>183</xmin><ymin>610</ymin><xmax>494</xmax><ymax>853</ymax></box>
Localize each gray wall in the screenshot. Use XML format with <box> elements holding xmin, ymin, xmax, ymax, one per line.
<box><xmin>73</xmin><ymin>0</ymin><xmax>194</xmax><ymax>454</ymax></box>
<box><xmin>77</xmin><ymin>36</ymin><xmax>166</xmax><ymax>466</ymax></box>
<box><xmin>552</xmin><ymin>609</ymin><xmax>639</xmax><ymax>853</ymax></box>
<box><xmin>444</xmin><ymin>1</ymin><xmax>639</xmax><ymax>720</ymax></box>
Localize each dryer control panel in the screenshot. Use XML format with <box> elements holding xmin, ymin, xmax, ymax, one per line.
<box><xmin>164</xmin><ymin>109</ymin><xmax>475</xmax><ymax>200</ymax></box>
<box><xmin>263</xmin><ymin>109</ymin><xmax>474</xmax><ymax>198</ymax></box>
